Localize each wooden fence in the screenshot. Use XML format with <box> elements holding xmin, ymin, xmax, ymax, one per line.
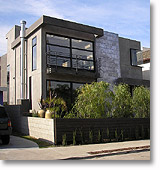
<box><xmin>54</xmin><ymin>118</ymin><xmax>150</xmax><ymax>145</ymax></box>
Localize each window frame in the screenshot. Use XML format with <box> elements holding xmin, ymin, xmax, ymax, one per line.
<box><xmin>130</xmin><ymin>48</ymin><xmax>140</xmax><ymax>67</ymax></box>
<box><xmin>32</xmin><ymin>36</ymin><xmax>37</xmax><ymax>71</ymax></box>
<box><xmin>46</xmin><ymin>33</ymin><xmax>95</xmax><ymax>71</ymax></box>
<box><xmin>46</xmin><ymin>79</ymin><xmax>85</xmax><ymax>104</ymax></box>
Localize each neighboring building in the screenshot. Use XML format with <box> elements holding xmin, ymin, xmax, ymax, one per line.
<box><xmin>139</xmin><ymin>47</ymin><xmax>150</xmax><ymax>81</ymax></box>
<box><xmin>0</xmin><ymin>54</ymin><xmax>7</xmax><ymax>105</ymax></box>
<box><xmin>2</xmin><ymin>15</ymin><xmax>149</xmax><ymax>110</ymax></box>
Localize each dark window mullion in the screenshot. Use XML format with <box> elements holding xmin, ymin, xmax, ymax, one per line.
<box><xmin>72</xmin><ymin>46</ymin><xmax>93</xmax><ymax>52</ymax></box>
<box><xmin>47</xmin><ymin>54</ymin><xmax>71</xmax><ymax>60</ymax></box>
<box><xmin>70</xmin><ymin>38</ymin><xmax>72</xmax><ymax>68</ymax></box>
<box><xmin>72</xmin><ymin>58</ymin><xmax>94</xmax><ymax>62</ymax></box>
<box><xmin>47</xmin><ymin>43</ymin><xmax>70</xmax><ymax>49</ymax></box>
<box><xmin>93</xmin><ymin>41</ymin><xmax>96</xmax><ymax>72</ymax></box>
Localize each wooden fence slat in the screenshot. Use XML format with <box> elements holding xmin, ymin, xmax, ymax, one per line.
<box><xmin>54</xmin><ymin>118</ymin><xmax>150</xmax><ymax>144</ymax></box>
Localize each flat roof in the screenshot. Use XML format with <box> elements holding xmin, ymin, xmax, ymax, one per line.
<box><xmin>11</xmin><ymin>15</ymin><xmax>103</xmax><ymax>49</ymax></box>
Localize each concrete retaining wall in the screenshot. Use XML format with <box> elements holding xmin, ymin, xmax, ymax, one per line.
<box><xmin>5</xmin><ymin>105</ymin><xmax>54</xmax><ymax>144</ymax></box>
<box><xmin>21</xmin><ymin>117</ymin><xmax>54</xmax><ymax>144</ymax></box>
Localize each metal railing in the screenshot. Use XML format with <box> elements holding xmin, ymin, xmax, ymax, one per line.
<box><xmin>46</xmin><ymin>51</ymin><xmax>94</xmax><ymax>71</ymax></box>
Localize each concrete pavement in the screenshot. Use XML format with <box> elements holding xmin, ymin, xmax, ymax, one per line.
<box><xmin>0</xmin><ymin>135</ymin><xmax>39</xmax><ymax>149</ymax></box>
<box><xmin>0</xmin><ymin>139</ymin><xmax>150</xmax><ymax>160</ymax></box>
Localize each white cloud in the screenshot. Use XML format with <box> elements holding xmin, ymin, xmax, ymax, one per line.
<box><xmin>0</xmin><ymin>0</ymin><xmax>64</xmax><ymax>18</ymax></box>
<box><xmin>0</xmin><ymin>0</ymin><xmax>150</xmax><ymax>54</ymax></box>
<box><xmin>23</xmin><ymin>0</ymin><xmax>64</xmax><ymax>18</ymax></box>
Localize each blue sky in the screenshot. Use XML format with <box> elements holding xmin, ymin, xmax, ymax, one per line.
<box><xmin>0</xmin><ymin>0</ymin><xmax>150</xmax><ymax>56</ymax></box>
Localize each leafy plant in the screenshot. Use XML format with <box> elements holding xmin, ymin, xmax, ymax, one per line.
<box><xmin>121</xmin><ymin>129</ymin><xmax>124</xmax><ymax>141</ymax></box>
<box><xmin>106</xmin><ymin>128</ymin><xmax>110</xmax><ymax>139</ymax></box>
<box><xmin>32</xmin><ymin>109</ymin><xmax>38</xmax><ymax>117</ymax></box>
<box><xmin>89</xmin><ymin>130</ymin><xmax>93</xmax><ymax>143</ymax></box>
<box><xmin>72</xmin><ymin>81</ymin><xmax>114</xmax><ymax>118</ymax></box>
<box><xmin>115</xmin><ymin>129</ymin><xmax>118</xmax><ymax>141</ymax></box>
<box><xmin>73</xmin><ymin>129</ymin><xmax>77</xmax><ymax>145</ymax></box>
<box><xmin>135</xmin><ymin>126</ymin><xmax>139</xmax><ymax>140</ymax></box>
<box><xmin>112</xmin><ymin>84</ymin><xmax>133</xmax><ymax>118</ymax></box>
<box><xmin>132</xmin><ymin>86</ymin><xmax>150</xmax><ymax>118</ymax></box>
<box><xmin>79</xmin><ymin>129</ymin><xmax>84</xmax><ymax>144</ymax></box>
<box><xmin>44</xmin><ymin>97</ymin><xmax>67</xmax><ymax>118</ymax></box>
<box><xmin>97</xmin><ymin>130</ymin><xmax>101</xmax><ymax>143</ymax></box>
<box><xmin>141</xmin><ymin>125</ymin><xmax>145</xmax><ymax>139</ymax></box>
<box><xmin>62</xmin><ymin>134</ymin><xmax>67</xmax><ymax>146</ymax></box>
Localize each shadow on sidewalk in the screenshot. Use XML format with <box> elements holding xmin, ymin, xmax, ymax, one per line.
<box><xmin>61</xmin><ymin>148</ymin><xmax>150</xmax><ymax>160</ymax></box>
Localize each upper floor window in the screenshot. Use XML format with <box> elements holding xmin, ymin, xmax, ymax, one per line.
<box><xmin>32</xmin><ymin>37</ymin><xmax>37</xmax><ymax>71</ymax></box>
<box><xmin>130</xmin><ymin>49</ymin><xmax>139</xmax><ymax>66</ymax></box>
<box><xmin>46</xmin><ymin>34</ymin><xmax>94</xmax><ymax>71</ymax></box>
<box><xmin>7</xmin><ymin>65</ymin><xmax>10</xmax><ymax>104</ymax></box>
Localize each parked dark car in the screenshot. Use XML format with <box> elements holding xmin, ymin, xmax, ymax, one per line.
<box><xmin>0</xmin><ymin>105</ymin><xmax>12</xmax><ymax>144</ymax></box>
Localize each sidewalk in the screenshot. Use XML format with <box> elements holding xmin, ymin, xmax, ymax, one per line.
<box><xmin>0</xmin><ymin>140</ymin><xmax>150</xmax><ymax>160</ymax></box>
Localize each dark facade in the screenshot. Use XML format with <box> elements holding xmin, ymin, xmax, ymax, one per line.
<box><xmin>4</xmin><ymin>15</ymin><xmax>149</xmax><ymax>110</ymax></box>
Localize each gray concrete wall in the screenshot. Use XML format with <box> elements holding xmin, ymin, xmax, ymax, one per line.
<box><xmin>26</xmin><ymin>28</ymin><xmax>42</xmax><ymax>111</ymax></box>
<box><xmin>95</xmin><ymin>31</ymin><xmax>121</xmax><ymax>84</ymax></box>
<box><xmin>119</xmin><ymin>37</ymin><xmax>142</xmax><ymax>79</ymax></box>
<box><xmin>5</xmin><ymin>105</ymin><xmax>54</xmax><ymax>143</ymax></box>
<box><xmin>21</xmin><ymin>117</ymin><xmax>54</xmax><ymax>143</ymax></box>
<box><xmin>6</xmin><ymin>26</ymin><xmax>16</xmax><ymax>104</ymax></box>
<box><xmin>6</xmin><ymin>25</ymin><xmax>42</xmax><ymax>110</ymax></box>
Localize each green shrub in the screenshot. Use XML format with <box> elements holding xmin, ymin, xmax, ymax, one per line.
<box><xmin>97</xmin><ymin>130</ymin><xmax>101</xmax><ymax>143</ymax></box>
<box><xmin>112</xmin><ymin>84</ymin><xmax>133</xmax><ymax>118</ymax></box>
<box><xmin>135</xmin><ymin>126</ymin><xmax>139</xmax><ymax>140</ymax></box>
<box><xmin>32</xmin><ymin>109</ymin><xmax>38</xmax><ymax>117</ymax></box>
<box><xmin>115</xmin><ymin>129</ymin><xmax>118</xmax><ymax>141</ymax></box>
<box><xmin>106</xmin><ymin>128</ymin><xmax>110</xmax><ymax>139</ymax></box>
<box><xmin>44</xmin><ymin>97</ymin><xmax>68</xmax><ymax>118</ymax></box>
<box><xmin>121</xmin><ymin>129</ymin><xmax>124</xmax><ymax>141</ymax></box>
<box><xmin>62</xmin><ymin>134</ymin><xmax>67</xmax><ymax>146</ymax></box>
<box><xmin>79</xmin><ymin>129</ymin><xmax>84</xmax><ymax>144</ymax></box>
<box><xmin>89</xmin><ymin>130</ymin><xmax>93</xmax><ymax>143</ymax></box>
<box><xmin>132</xmin><ymin>86</ymin><xmax>150</xmax><ymax>118</ymax></box>
<box><xmin>141</xmin><ymin>125</ymin><xmax>145</xmax><ymax>139</ymax></box>
<box><xmin>72</xmin><ymin>81</ymin><xmax>114</xmax><ymax>118</ymax></box>
<box><xmin>73</xmin><ymin>130</ymin><xmax>77</xmax><ymax>145</ymax></box>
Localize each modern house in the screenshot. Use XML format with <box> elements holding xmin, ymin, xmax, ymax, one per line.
<box><xmin>139</xmin><ymin>47</ymin><xmax>150</xmax><ymax>81</ymax></box>
<box><xmin>2</xmin><ymin>15</ymin><xmax>149</xmax><ymax>111</ymax></box>
<box><xmin>0</xmin><ymin>54</ymin><xmax>7</xmax><ymax>105</ymax></box>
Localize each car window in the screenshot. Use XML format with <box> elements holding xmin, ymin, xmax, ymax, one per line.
<box><xmin>0</xmin><ymin>107</ymin><xmax>8</xmax><ymax>118</ymax></box>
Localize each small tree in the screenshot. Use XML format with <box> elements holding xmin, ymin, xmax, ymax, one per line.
<box><xmin>72</xmin><ymin>81</ymin><xmax>114</xmax><ymax>118</ymax></box>
<box><xmin>132</xmin><ymin>86</ymin><xmax>150</xmax><ymax>118</ymax></box>
<box><xmin>112</xmin><ymin>84</ymin><xmax>133</xmax><ymax>118</ymax></box>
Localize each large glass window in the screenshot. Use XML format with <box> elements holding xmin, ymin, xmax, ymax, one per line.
<box><xmin>46</xmin><ymin>34</ymin><xmax>70</xmax><ymax>47</ymax></box>
<box><xmin>47</xmin><ymin>80</ymin><xmax>84</xmax><ymax>111</ymax></box>
<box><xmin>46</xmin><ymin>34</ymin><xmax>94</xmax><ymax>71</ymax></box>
<box><xmin>130</xmin><ymin>49</ymin><xmax>139</xmax><ymax>66</ymax></box>
<box><xmin>72</xmin><ymin>39</ymin><xmax>93</xmax><ymax>51</ymax></box>
<box><xmin>32</xmin><ymin>37</ymin><xmax>37</xmax><ymax>71</ymax></box>
<box><xmin>47</xmin><ymin>81</ymin><xmax>71</xmax><ymax>109</ymax></box>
